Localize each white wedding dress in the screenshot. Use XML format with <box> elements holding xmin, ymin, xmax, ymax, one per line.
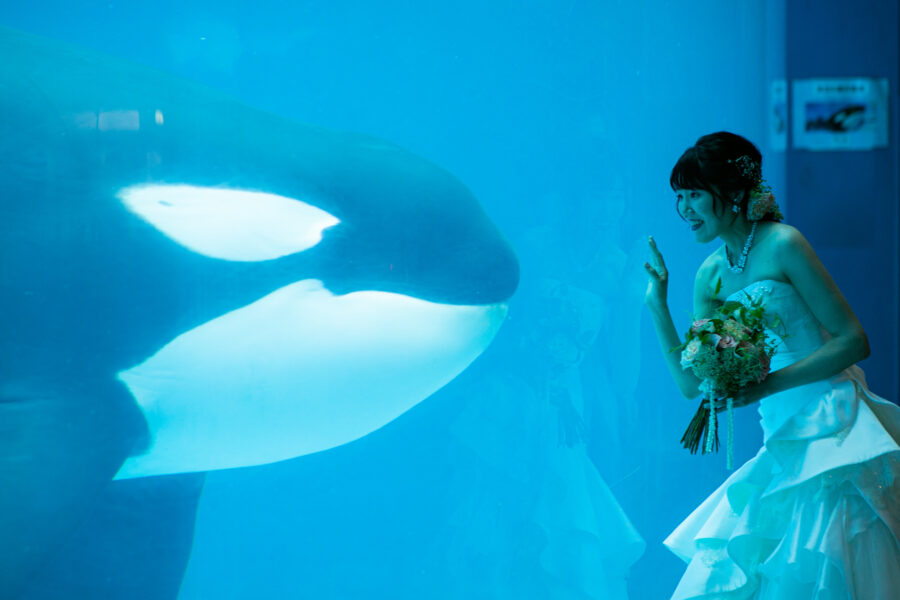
<box><xmin>664</xmin><ymin>279</ymin><xmax>900</xmax><ymax>599</ymax></box>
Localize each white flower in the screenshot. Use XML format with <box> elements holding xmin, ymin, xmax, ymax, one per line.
<box><xmin>681</xmin><ymin>339</ymin><xmax>702</xmax><ymax>369</ymax></box>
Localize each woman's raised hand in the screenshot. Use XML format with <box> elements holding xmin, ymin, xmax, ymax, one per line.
<box><xmin>644</xmin><ymin>236</ymin><xmax>669</xmax><ymax>310</ymax></box>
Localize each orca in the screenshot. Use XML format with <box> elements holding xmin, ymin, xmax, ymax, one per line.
<box><xmin>0</xmin><ymin>27</ymin><xmax>517</xmax><ymax>597</ymax></box>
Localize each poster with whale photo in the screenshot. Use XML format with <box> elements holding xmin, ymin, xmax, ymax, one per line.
<box><xmin>792</xmin><ymin>77</ymin><xmax>889</xmax><ymax>150</ymax></box>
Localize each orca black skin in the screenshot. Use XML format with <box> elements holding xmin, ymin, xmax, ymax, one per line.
<box><xmin>0</xmin><ymin>27</ymin><xmax>518</xmax><ymax>598</ymax></box>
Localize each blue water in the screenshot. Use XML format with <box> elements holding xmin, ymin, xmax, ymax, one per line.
<box><xmin>2</xmin><ymin>2</ymin><xmax>782</xmax><ymax>598</ymax></box>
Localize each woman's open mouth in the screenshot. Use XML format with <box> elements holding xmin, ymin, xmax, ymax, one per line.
<box><xmin>690</xmin><ymin>220</ymin><xmax>704</xmax><ymax>231</ymax></box>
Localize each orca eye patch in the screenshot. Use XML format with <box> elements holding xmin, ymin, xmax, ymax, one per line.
<box><xmin>118</xmin><ymin>184</ymin><xmax>339</xmax><ymax>262</ymax></box>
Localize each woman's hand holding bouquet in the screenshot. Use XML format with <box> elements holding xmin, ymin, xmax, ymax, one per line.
<box><xmin>674</xmin><ymin>290</ymin><xmax>779</xmax><ymax>468</ymax></box>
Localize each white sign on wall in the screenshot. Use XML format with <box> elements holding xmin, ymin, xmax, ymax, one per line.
<box><xmin>792</xmin><ymin>78</ymin><xmax>889</xmax><ymax>150</ymax></box>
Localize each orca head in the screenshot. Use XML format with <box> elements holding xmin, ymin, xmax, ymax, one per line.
<box><xmin>113</xmin><ymin>174</ymin><xmax>516</xmax><ymax>478</ymax></box>
<box><xmin>0</xmin><ymin>27</ymin><xmax>519</xmax><ymax>478</ymax></box>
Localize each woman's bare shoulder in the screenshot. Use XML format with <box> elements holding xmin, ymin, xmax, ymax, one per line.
<box><xmin>760</xmin><ymin>221</ymin><xmax>800</xmax><ymax>245</ymax></box>
<box><xmin>755</xmin><ymin>222</ymin><xmax>805</xmax><ymax>268</ymax></box>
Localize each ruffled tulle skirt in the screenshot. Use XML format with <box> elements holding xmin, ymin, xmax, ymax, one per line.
<box><xmin>664</xmin><ymin>366</ymin><xmax>900</xmax><ymax>599</ymax></box>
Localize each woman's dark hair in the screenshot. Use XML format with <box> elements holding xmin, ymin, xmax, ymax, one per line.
<box><xmin>670</xmin><ymin>131</ymin><xmax>780</xmax><ymax>222</ymax></box>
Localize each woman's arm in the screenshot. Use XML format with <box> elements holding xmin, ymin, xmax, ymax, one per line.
<box><xmin>762</xmin><ymin>226</ymin><xmax>870</xmax><ymax>396</ymax></box>
<box><xmin>647</xmin><ymin>304</ymin><xmax>703</xmax><ymax>399</ymax></box>
<box><xmin>644</xmin><ymin>238</ymin><xmax>706</xmax><ymax>399</ymax></box>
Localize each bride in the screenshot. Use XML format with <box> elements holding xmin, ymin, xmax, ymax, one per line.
<box><xmin>643</xmin><ymin>131</ymin><xmax>900</xmax><ymax>598</ymax></box>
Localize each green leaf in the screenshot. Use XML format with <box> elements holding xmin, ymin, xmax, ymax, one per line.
<box><xmin>719</xmin><ymin>300</ymin><xmax>740</xmax><ymax>310</ymax></box>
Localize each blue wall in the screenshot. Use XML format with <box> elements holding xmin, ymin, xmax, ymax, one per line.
<box><xmin>784</xmin><ymin>0</ymin><xmax>899</xmax><ymax>403</ymax></box>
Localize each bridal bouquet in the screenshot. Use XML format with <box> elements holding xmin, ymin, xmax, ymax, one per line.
<box><xmin>673</xmin><ymin>289</ymin><xmax>779</xmax><ymax>468</ymax></box>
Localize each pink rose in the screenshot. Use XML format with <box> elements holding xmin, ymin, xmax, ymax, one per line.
<box><xmin>717</xmin><ymin>334</ymin><xmax>738</xmax><ymax>349</ymax></box>
<box><xmin>690</xmin><ymin>318</ymin><xmax>711</xmax><ymax>335</ymax></box>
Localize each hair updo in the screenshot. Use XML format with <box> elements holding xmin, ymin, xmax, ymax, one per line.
<box><xmin>670</xmin><ymin>131</ymin><xmax>780</xmax><ymax>222</ymax></box>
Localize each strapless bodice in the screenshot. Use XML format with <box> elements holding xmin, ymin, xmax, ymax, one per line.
<box><xmin>724</xmin><ymin>279</ymin><xmax>870</xmax><ymax>447</ymax></box>
<box><xmin>725</xmin><ymin>279</ymin><xmax>828</xmax><ymax>369</ymax></box>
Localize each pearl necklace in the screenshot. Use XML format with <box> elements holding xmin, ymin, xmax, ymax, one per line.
<box><xmin>726</xmin><ymin>221</ymin><xmax>758</xmax><ymax>273</ymax></box>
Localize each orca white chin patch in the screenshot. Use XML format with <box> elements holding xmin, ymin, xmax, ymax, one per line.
<box><xmin>114</xmin><ymin>280</ymin><xmax>508</xmax><ymax>479</ymax></box>
<box><xmin>118</xmin><ymin>184</ymin><xmax>339</xmax><ymax>261</ymax></box>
